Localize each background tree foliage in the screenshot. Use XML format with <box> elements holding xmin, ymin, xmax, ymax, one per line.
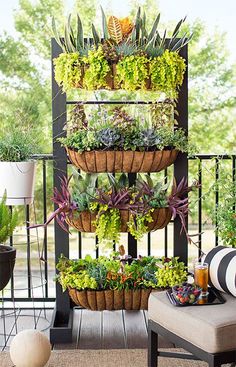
<box><xmin>0</xmin><ymin>0</ymin><xmax>236</xmax><ymax>226</ymax></box>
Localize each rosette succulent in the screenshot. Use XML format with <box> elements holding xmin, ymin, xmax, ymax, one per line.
<box><xmin>137</xmin><ymin>129</ymin><xmax>162</xmax><ymax>148</ymax></box>
<box><xmin>97</xmin><ymin>128</ymin><xmax>121</xmax><ymax>148</ymax></box>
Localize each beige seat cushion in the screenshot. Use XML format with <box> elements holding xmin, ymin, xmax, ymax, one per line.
<box><xmin>148</xmin><ymin>291</ymin><xmax>236</xmax><ymax>354</ymax></box>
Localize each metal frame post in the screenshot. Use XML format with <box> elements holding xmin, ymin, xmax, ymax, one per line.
<box><xmin>50</xmin><ymin>39</ymin><xmax>72</xmax><ymax>343</ymax></box>
<box><xmin>174</xmin><ymin>44</ymin><xmax>188</xmax><ymax>264</ymax></box>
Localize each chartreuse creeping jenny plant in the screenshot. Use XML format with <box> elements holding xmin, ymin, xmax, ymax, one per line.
<box><xmin>52</xmin><ymin>7</ymin><xmax>192</xmax><ymax>94</ymax></box>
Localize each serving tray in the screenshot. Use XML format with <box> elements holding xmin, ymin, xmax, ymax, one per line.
<box><xmin>166</xmin><ymin>287</ymin><xmax>226</xmax><ymax>307</ymax></box>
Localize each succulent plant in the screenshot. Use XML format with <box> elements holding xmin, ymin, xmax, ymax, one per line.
<box><xmin>97</xmin><ymin>128</ymin><xmax>121</xmax><ymax>148</ymax></box>
<box><xmin>138</xmin><ymin>129</ymin><xmax>162</xmax><ymax>147</ymax></box>
<box><xmin>115</xmin><ymin>41</ymin><xmax>138</xmax><ymax>58</ymax></box>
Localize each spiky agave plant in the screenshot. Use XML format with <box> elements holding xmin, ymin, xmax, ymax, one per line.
<box><xmin>130</xmin><ymin>7</ymin><xmax>193</xmax><ymax>55</ymax></box>
<box><xmin>52</xmin><ymin>13</ymin><xmax>92</xmax><ymax>56</ymax></box>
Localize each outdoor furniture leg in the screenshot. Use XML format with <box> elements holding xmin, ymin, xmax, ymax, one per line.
<box><xmin>148</xmin><ymin>322</ymin><xmax>158</xmax><ymax>367</ymax></box>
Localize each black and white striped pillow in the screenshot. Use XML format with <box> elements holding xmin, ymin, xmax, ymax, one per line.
<box><xmin>204</xmin><ymin>245</ymin><xmax>236</xmax><ymax>297</ymax></box>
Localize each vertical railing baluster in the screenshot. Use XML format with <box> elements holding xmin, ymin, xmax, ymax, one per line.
<box><xmin>215</xmin><ymin>158</ymin><xmax>219</xmax><ymax>247</ymax></box>
<box><xmin>25</xmin><ymin>205</ymin><xmax>31</xmax><ymax>298</ymax></box>
<box><xmin>43</xmin><ymin>160</ymin><xmax>48</xmax><ymax>298</ymax></box>
<box><xmin>198</xmin><ymin>159</ymin><xmax>202</xmax><ymax>258</ymax></box>
<box><xmin>164</xmin><ymin>169</ymin><xmax>168</xmax><ymax>258</ymax></box>
<box><xmin>9</xmin><ymin>206</ymin><xmax>14</xmax><ymax>300</ymax></box>
<box><xmin>233</xmin><ymin>156</ymin><xmax>236</xmax><ymax>212</ymax></box>
<box><xmin>78</xmin><ymin>232</ymin><xmax>82</xmax><ymax>259</ymax></box>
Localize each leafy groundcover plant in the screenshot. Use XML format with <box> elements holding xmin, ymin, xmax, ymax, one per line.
<box><xmin>56</xmin><ymin>254</ymin><xmax>188</xmax><ymax>292</ymax></box>
<box><xmin>52</xmin><ymin>7</ymin><xmax>192</xmax><ymax>94</ymax></box>
<box><xmin>31</xmin><ymin>173</ymin><xmax>198</xmax><ymax>248</ymax></box>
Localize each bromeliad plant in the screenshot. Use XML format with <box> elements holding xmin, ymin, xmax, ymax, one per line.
<box><xmin>31</xmin><ymin>172</ymin><xmax>198</xmax><ymax>248</ymax></box>
<box><xmin>56</xmin><ymin>254</ymin><xmax>188</xmax><ymax>292</ymax></box>
<box><xmin>52</xmin><ymin>7</ymin><xmax>192</xmax><ymax>94</ymax></box>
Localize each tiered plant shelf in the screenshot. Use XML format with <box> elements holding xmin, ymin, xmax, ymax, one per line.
<box><xmin>50</xmin><ymin>8</ymin><xmax>189</xmax><ymax>343</ymax></box>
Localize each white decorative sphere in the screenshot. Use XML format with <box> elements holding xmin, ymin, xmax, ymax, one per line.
<box><xmin>10</xmin><ymin>329</ymin><xmax>51</xmax><ymax>367</ymax></box>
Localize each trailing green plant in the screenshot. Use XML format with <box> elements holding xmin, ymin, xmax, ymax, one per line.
<box><xmin>116</xmin><ymin>54</ymin><xmax>149</xmax><ymax>91</ymax></box>
<box><xmin>0</xmin><ymin>128</ymin><xmax>37</xmax><ymax>162</ymax></box>
<box><xmin>53</xmin><ymin>52</ymin><xmax>83</xmax><ymax>92</ymax></box>
<box><xmin>150</xmin><ymin>50</ymin><xmax>186</xmax><ymax>98</ymax></box>
<box><xmin>83</xmin><ymin>46</ymin><xmax>111</xmax><ymax>90</ymax></box>
<box><xmin>0</xmin><ymin>193</ymin><xmax>18</xmax><ymax>244</ymax></box>
<box><xmin>90</xmin><ymin>204</ymin><xmax>121</xmax><ymax>247</ymax></box>
<box><xmin>127</xmin><ymin>210</ymin><xmax>154</xmax><ymax>240</ymax></box>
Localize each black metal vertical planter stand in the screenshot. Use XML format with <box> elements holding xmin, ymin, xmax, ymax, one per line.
<box><xmin>49</xmin><ymin>38</ymin><xmax>188</xmax><ymax>343</ymax></box>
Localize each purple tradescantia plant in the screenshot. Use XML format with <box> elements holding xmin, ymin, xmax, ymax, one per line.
<box><xmin>168</xmin><ymin>177</ymin><xmax>203</xmax><ymax>254</ymax></box>
<box><xmin>30</xmin><ymin>176</ymin><xmax>78</xmax><ymax>232</ymax></box>
<box><xmin>93</xmin><ymin>187</ymin><xmax>131</xmax><ymax>210</ymax></box>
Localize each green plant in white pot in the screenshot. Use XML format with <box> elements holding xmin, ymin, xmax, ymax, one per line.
<box><xmin>0</xmin><ymin>193</ymin><xmax>18</xmax><ymax>291</ymax></box>
<box><xmin>0</xmin><ymin>129</ymin><xmax>37</xmax><ymax>205</ymax></box>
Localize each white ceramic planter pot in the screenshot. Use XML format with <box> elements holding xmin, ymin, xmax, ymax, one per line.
<box><xmin>0</xmin><ymin>161</ymin><xmax>36</xmax><ymax>205</ymax></box>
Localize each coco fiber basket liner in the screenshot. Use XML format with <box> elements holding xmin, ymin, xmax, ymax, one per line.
<box><xmin>66</xmin><ymin>148</ymin><xmax>179</xmax><ymax>173</ymax></box>
<box><xmin>68</xmin><ymin>288</ymin><xmax>153</xmax><ymax>310</ymax></box>
<box><xmin>66</xmin><ymin>208</ymin><xmax>172</xmax><ymax>233</ymax></box>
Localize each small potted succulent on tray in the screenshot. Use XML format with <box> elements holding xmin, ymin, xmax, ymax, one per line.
<box><xmin>0</xmin><ymin>193</ymin><xmax>18</xmax><ymax>291</ymax></box>
<box><xmin>52</xmin><ymin>7</ymin><xmax>192</xmax><ymax>95</ymax></box>
<box><xmin>56</xmin><ymin>253</ymin><xmax>188</xmax><ymax>310</ymax></box>
<box><xmin>30</xmin><ymin>173</ymin><xmax>197</xmax><ymax>248</ymax></box>
<box><xmin>0</xmin><ymin>128</ymin><xmax>37</xmax><ymax>205</ymax></box>
<box><xmin>59</xmin><ymin>104</ymin><xmax>191</xmax><ymax>173</ymax></box>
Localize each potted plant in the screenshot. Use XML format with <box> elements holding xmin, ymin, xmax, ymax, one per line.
<box><xmin>0</xmin><ymin>129</ymin><xmax>37</xmax><ymax>205</ymax></box>
<box><xmin>56</xmin><ymin>253</ymin><xmax>188</xmax><ymax>310</ymax></box>
<box><xmin>0</xmin><ymin>193</ymin><xmax>18</xmax><ymax>291</ymax></box>
<box><xmin>59</xmin><ymin>104</ymin><xmax>191</xmax><ymax>173</ymax></box>
<box><xmin>52</xmin><ymin>7</ymin><xmax>192</xmax><ymax>94</ymax></box>
<box><xmin>30</xmin><ymin>173</ymin><xmax>197</xmax><ymax>249</ymax></box>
